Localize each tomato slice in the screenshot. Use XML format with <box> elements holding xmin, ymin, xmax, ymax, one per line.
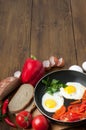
<box><xmin>52</xmin><ymin>105</ymin><xmax>66</xmax><ymax>120</ymax></box>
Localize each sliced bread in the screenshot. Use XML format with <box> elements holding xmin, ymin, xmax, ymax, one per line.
<box><xmin>25</xmin><ymin>99</ymin><xmax>36</xmax><ymax>113</ymax></box>
<box><xmin>16</xmin><ymin>99</ymin><xmax>36</xmax><ymax>116</ymax></box>
<box><xmin>0</xmin><ymin>77</ymin><xmax>21</xmax><ymax>100</ymax></box>
<box><xmin>8</xmin><ymin>84</ymin><xmax>34</xmax><ymax>113</ymax></box>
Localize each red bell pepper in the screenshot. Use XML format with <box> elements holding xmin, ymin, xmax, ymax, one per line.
<box><xmin>21</xmin><ymin>58</ymin><xmax>45</xmax><ymax>86</ymax></box>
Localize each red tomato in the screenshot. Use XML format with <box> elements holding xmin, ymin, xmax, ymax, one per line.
<box><xmin>16</xmin><ymin>111</ymin><xmax>32</xmax><ymax>128</ymax></box>
<box><xmin>32</xmin><ymin>115</ymin><xmax>49</xmax><ymax>130</ymax></box>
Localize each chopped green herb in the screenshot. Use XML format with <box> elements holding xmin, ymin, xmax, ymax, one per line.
<box><xmin>42</xmin><ymin>78</ymin><xmax>67</xmax><ymax>95</ymax></box>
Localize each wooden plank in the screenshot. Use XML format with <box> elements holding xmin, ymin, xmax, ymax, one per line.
<box><xmin>71</xmin><ymin>0</ymin><xmax>86</xmax><ymax>66</ymax></box>
<box><xmin>31</xmin><ymin>0</ymin><xmax>76</xmax><ymax>70</ymax></box>
<box><xmin>0</xmin><ymin>0</ymin><xmax>32</xmax><ymax>79</ymax></box>
<box><xmin>0</xmin><ymin>0</ymin><xmax>32</xmax><ymax>128</ymax></box>
<box><xmin>30</xmin><ymin>1</ymin><xmax>77</xmax><ymax>129</ymax></box>
<box><xmin>1</xmin><ymin>0</ymin><xmax>86</xmax><ymax>130</ymax></box>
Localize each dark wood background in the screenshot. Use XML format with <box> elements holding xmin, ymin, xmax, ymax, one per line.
<box><xmin>0</xmin><ymin>0</ymin><xmax>86</xmax><ymax>130</ymax></box>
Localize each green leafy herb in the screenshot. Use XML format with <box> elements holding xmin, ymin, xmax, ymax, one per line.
<box><xmin>42</xmin><ymin>78</ymin><xmax>67</xmax><ymax>95</ymax></box>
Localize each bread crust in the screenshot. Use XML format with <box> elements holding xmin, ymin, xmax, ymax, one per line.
<box><xmin>8</xmin><ymin>84</ymin><xmax>34</xmax><ymax>113</ymax></box>
<box><xmin>25</xmin><ymin>99</ymin><xmax>36</xmax><ymax>113</ymax></box>
<box><xmin>0</xmin><ymin>77</ymin><xmax>21</xmax><ymax>100</ymax></box>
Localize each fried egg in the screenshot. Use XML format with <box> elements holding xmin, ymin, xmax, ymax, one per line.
<box><xmin>60</xmin><ymin>82</ymin><xmax>86</xmax><ymax>100</ymax></box>
<box><xmin>42</xmin><ymin>93</ymin><xmax>64</xmax><ymax>113</ymax></box>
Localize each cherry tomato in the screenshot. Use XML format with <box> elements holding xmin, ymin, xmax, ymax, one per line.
<box><xmin>16</xmin><ymin>111</ymin><xmax>32</xmax><ymax>128</ymax></box>
<box><xmin>32</xmin><ymin>115</ymin><xmax>49</xmax><ymax>130</ymax></box>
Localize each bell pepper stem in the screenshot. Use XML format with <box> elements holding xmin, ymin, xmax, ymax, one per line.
<box><xmin>31</xmin><ymin>55</ymin><xmax>37</xmax><ymax>60</ymax></box>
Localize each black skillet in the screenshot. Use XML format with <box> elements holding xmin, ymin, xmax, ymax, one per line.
<box><xmin>34</xmin><ymin>70</ymin><xmax>86</xmax><ymax>126</ymax></box>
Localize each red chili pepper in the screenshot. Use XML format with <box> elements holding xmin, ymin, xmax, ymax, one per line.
<box><xmin>2</xmin><ymin>99</ymin><xmax>9</xmax><ymax>114</ymax></box>
<box><xmin>21</xmin><ymin>57</ymin><xmax>45</xmax><ymax>86</ymax></box>
<box><xmin>2</xmin><ymin>99</ymin><xmax>16</xmax><ymax>127</ymax></box>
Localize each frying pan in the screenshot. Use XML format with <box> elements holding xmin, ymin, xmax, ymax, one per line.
<box><xmin>34</xmin><ymin>70</ymin><xmax>86</xmax><ymax>126</ymax></box>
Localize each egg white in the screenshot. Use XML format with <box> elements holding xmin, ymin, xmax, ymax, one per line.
<box><xmin>60</xmin><ymin>82</ymin><xmax>86</xmax><ymax>100</ymax></box>
<box><xmin>42</xmin><ymin>93</ymin><xmax>64</xmax><ymax>113</ymax></box>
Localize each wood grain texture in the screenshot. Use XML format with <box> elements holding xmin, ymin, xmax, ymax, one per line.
<box><xmin>0</xmin><ymin>0</ymin><xmax>32</xmax><ymax>79</ymax></box>
<box><xmin>31</xmin><ymin>0</ymin><xmax>77</xmax><ymax>68</ymax></box>
<box><xmin>71</xmin><ymin>0</ymin><xmax>86</xmax><ymax>66</ymax></box>
<box><xmin>0</xmin><ymin>0</ymin><xmax>86</xmax><ymax>130</ymax></box>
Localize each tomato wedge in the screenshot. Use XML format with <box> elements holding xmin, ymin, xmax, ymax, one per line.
<box><xmin>52</xmin><ymin>106</ymin><xmax>66</xmax><ymax>120</ymax></box>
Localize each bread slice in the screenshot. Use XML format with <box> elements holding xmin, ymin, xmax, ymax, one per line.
<box><xmin>8</xmin><ymin>84</ymin><xmax>34</xmax><ymax>113</ymax></box>
<box><xmin>25</xmin><ymin>99</ymin><xmax>36</xmax><ymax>113</ymax></box>
<box><xmin>15</xmin><ymin>99</ymin><xmax>36</xmax><ymax>116</ymax></box>
<box><xmin>0</xmin><ymin>77</ymin><xmax>21</xmax><ymax>100</ymax></box>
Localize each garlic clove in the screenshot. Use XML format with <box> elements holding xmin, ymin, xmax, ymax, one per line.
<box><xmin>69</xmin><ymin>65</ymin><xmax>83</xmax><ymax>73</ymax></box>
<box><xmin>57</xmin><ymin>58</ymin><xmax>65</xmax><ymax>67</ymax></box>
<box><xmin>14</xmin><ymin>71</ymin><xmax>21</xmax><ymax>78</ymax></box>
<box><xmin>49</xmin><ymin>56</ymin><xmax>58</xmax><ymax>67</ymax></box>
<box><xmin>82</xmin><ymin>61</ymin><xmax>86</xmax><ymax>72</ymax></box>
<box><xmin>42</xmin><ymin>60</ymin><xmax>51</xmax><ymax>70</ymax></box>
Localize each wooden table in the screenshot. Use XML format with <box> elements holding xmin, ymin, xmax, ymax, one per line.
<box><xmin>0</xmin><ymin>0</ymin><xmax>86</xmax><ymax>130</ymax></box>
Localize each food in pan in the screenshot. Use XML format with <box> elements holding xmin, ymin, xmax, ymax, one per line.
<box><xmin>42</xmin><ymin>92</ymin><xmax>64</xmax><ymax>112</ymax></box>
<box><xmin>42</xmin><ymin>78</ymin><xmax>86</xmax><ymax>122</ymax></box>
<box><xmin>60</xmin><ymin>82</ymin><xmax>86</xmax><ymax>100</ymax></box>
<box><xmin>8</xmin><ymin>84</ymin><xmax>34</xmax><ymax>113</ymax></box>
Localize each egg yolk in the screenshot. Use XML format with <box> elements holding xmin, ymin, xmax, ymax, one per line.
<box><xmin>64</xmin><ymin>85</ymin><xmax>76</xmax><ymax>94</ymax></box>
<box><xmin>45</xmin><ymin>99</ymin><xmax>57</xmax><ymax>108</ymax></box>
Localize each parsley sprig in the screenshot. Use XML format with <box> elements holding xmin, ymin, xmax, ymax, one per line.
<box><xmin>42</xmin><ymin>78</ymin><xmax>67</xmax><ymax>95</ymax></box>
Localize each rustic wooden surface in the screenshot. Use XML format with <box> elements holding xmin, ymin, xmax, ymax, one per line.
<box><xmin>0</xmin><ymin>0</ymin><xmax>86</xmax><ymax>130</ymax></box>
